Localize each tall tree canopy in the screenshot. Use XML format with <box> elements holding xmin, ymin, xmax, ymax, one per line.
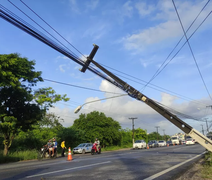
<box><xmin>0</xmin><ymin>53</ymin><xmax>69</xmax><ymax>155</ymax></box>
<box><xmin>0</xmin><ymin>53</ymin><xmax>42</xmax><ymax>87</ymax></box>
<box><xmin>73</xmin><ymin>111</ymin><xmax>121</xmax><ymax>147</ymax></box>
<box><xmin>134</xmin><ymin>128</ymin><xmax>147</xmax><ymax>142</ymax></box>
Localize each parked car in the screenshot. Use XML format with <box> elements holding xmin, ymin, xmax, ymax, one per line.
<box><xmin>148</xmin><ymin>140</ymin><xmax>159</xmax><ymax>148</ymax></box>
<box><xmin>166</xmin><ymin>141</ymin><xmax>173</xmax><ymax>146</ymax></box>
<box><xmin>186</xmin><ymin>135</ymin><xmax>196</xmax><ymax>144</ymax></box>
<box><xmin>185</xmin><ymin>138</ymin><xmax>195</xmax><ymax>145</ymax></box>
<box><xmin>181</xmin><ymin>140</ymin><xmax>186</xmax><ymax>144</ymax></box>
<box><xmin>158</xmin><ymin>140</ymin><xmax>166</xmax><ymax>147</ymax></box>
<box><xmin>133</xmin><ymin>140</ymin><xmax>147</xmax><ymax>149</ymax></box>
<box><xmin>73</xmin><ymin>143</ymin><xmax>93</xmax><ymax>154</ymax></box>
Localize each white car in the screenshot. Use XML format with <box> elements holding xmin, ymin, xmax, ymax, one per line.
<box><xmin>73</xmin><ymin>143</ymin><xmax>93</xmax><ymax>154</ymax></box>
<box><xmin>133</xmin><ymin>140</ymin><xmax>147</xmax><ymax>149</ymax></box>
<box><xmin>186</xmin><ymin>138</ymin><xmax>195</xmax><ymax>145</ymax></box>
<box><xmin>158</xmin><ymin>140</ymin><xmax>167</xmax><ymax>147</ymax></box>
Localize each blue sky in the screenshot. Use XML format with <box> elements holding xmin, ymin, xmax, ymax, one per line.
<box><xmin>1</xmin><ymin>0</ymin><xmax>212</xmax><ymax>136</ymax></box>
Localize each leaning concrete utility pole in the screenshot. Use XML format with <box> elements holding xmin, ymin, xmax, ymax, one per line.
<box><xmin>2</xmin><ymin>9</ymin><xmax>212</xmax><ymax>151</ymax></box>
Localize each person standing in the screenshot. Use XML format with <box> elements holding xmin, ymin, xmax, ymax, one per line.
<box><xmin>61</xmin><ymin>140</ymin><xmax>66</xmax><ymax>157</ymax></box>
<box><xmin>53</xmin><ymin>138</ymin><xmax>57</xmax><ymax>156</ymax></box>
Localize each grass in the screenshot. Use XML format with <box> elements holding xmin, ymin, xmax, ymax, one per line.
<box><xmin>0</xmin><ymin>150</ymin><xmax>38</xmax><ymax>164</ymax></box>
<box><xmin>200</xmin><ymin>151</ymin><xmax>212</xmax><ymax>179</ymax></box>
<box><xmin>201</xmin><ymin>165</ymin><xmax>212</xmax><ymax>179</ymax></box>
<box><xmin>102</xmin><ymin>144</ymin><xmax>132</xmax><ymax>152</ymax></box>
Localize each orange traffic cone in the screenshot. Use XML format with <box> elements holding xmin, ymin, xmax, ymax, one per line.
<box><xmin>147</xmin><ymin>144</ymin><xmax>149</xmax><ymax>149</ymax></box>
<box><xmin>167</xmin><ymin>144</ymin><xmax>169</xmax><ymax>147</ymax></box>
<box><xmin>67</xmin><ymin>147</ymin><xmax>72</xmax><ymax>161</ymax></box>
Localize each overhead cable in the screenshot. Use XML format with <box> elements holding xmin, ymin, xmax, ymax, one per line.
<box><xmin>20</xmin><ymin>0</ymin><xmax>87</xmax><ymax>59</ymax></box>
<box><xmin>172</xmin><ymin>0</ymin><xmax>212</xmax><ymax>102</ymax></box>
<box><xmin>142</xmin><ymin>0</ymin><xmax>211</xmax><ymax>92</ymax></box>
<box><xmin>43</xmin><ymin>78</ymin><xmax>126</xmax><ymax>95</ymax></box>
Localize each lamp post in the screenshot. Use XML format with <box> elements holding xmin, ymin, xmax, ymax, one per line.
<box><xmin>74</xmin><ymin>94</ymin><xmax>127</xmax><ymax>113</ymax></box>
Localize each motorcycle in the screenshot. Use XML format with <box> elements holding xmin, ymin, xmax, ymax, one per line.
<box><xmin>38</xmin><ymin>145</ymin><xmax>57</xmax><ymax>160</ymax></box>
<box><xmin>91</xmin><ymin>143</ymin><xmax>101</xmax><ymax>155</ymax></box>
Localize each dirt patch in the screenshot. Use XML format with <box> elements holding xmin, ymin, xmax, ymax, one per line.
<box><xmin>176</xmin><ymin>159</ymin><xmax>210</xmax><ymax>180</ymax></box>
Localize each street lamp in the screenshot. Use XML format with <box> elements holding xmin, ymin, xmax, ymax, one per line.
<box><xmin>74</xmin><ymin>94</ymin><xmax>127</xmax><ymax>113</ymax></box>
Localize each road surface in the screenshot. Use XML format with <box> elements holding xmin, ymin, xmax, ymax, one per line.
<box><xmin>0</xmin><ymin>144</ymin><xmax>205</xmax><ymax>180</ymax></box>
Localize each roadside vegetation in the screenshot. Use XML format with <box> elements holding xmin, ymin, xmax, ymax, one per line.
<box><xmin>0</xmin><ymin>53</ymin><xmax>169</xmax><ymax>164</ymax></box>
<box><xmin>200</xmin><ymin>151</ymin><xmax>212</xmax><ymax>179</ymax></box>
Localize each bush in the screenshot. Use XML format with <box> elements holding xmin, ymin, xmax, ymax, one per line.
<box><xmin>0</xmin><ymin>150</ymin><xmax>38</xmax><ymax>164</ymax></box>
<box><xmin>205</xmin><ymin>151</ymin><xmax>212</xmax><ymax>166</ymax></box>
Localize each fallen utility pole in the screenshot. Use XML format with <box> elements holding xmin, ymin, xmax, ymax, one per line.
<box><xmin>84</xmin><ymin>44</ymin><xmax>212</xmax><ymax>152</ymax></box>
<box><xmin>1</xmin><ymin>9</ymin><xmax>212</xmax><ymax>151</ymax></box>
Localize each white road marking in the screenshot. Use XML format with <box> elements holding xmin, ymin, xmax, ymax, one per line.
<box><xmin>143</xmin><ymin>152</ymin><xmax>205</xmax><ymax>180</ymax></box>
<box><xmin>26</xmin><ymin>161</ymin><xmax>111</xmax><ymax>178</ymax></box>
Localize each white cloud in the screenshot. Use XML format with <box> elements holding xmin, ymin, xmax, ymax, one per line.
<box><xmin>83</xmin><ymin>23</ymin><xmax>109</xmax><ymax>40</ymax></box>
<box><xmin>59</xmin><ymin>64</ymin><xmax>66</xmax><ymax>72</ymax></box>
<box><xmin>68</xmin><ymin>0</ymin><xmax>80</xmax><ymax>14</ymax></box>
<box><xmin>49</xmin><ymin>106</ymin><xmax>77</xmax><ymax>127</ymax></box>
<box><xmin>135</xmin><ymin>2</ymin><xmax>155</xmax><ymax>17</ymax></box>
<box><xmin>161</xmin><ymin>93</ymin><xmax>178</xmax><ymax>106</ymax></box>
<box><xmin>122</xmin><ymin>1</ymin><xmax>133</xmax><ymax>18</ymax></box>
<box><xmin>85</xmin><ymin>0</ymin><xmax>99</xmax><ymax>10</ymax></box>
<box><xmin>51</xmin><ymin>80</ymin><xmax>210</xmax><ymax>135</ymax></box>
<box><xmin>56</xmin><ymin>56</ymin><xmax>69</xmax><ymax>60</ymax></box>
<box><xmin>123</xmin><ymin>20</ymin><xmax>181</xmax><ymax>51</ymax></box>
<box><xmin>122</xmin><ymin>0</ymin><xmax>212</xmax><ymax>52</ymax></box>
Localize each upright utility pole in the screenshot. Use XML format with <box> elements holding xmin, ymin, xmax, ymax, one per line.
<box><xmin>163</xmin><ymin>129</ymin><xmax>166</xmax><ymax>141</ymax></box>
<box><xmin>155</xmin><ymin>126</ymin><xmax>160</xmax><ymax>140</ymax></box>
<box><xmin>129</xmin><ymin>117</ymin><xmax>137</xmax><ymax>144</ymax></box>
<box><xmin>201</xmin><ymin>125</ymin><xmax>204</xmax><ymax>135</ymax></box>
<box><xmin>206</xmin><ymin>106</ymin><xmax>212</xmax><ymax>132</ymax></box>
<box><xmin>205</xmin><ymin>118</ymin><xmax>209</xmax><ymax>134</ymax></box>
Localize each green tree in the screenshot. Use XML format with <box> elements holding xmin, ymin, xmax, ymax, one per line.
<box><xmin>39</xmin><ymin>112</ymin><xmax>64</xmax><ymax>130</ymax></box>
<box><xmin>134</xmin><ymin>128</ymin><xmax>148</xmax><ymax>142</ymax></box>
<box><xmin>57</xmin><ymin>127</ymin><xmax>86</xmax><ymax>150</ymax></box>
<box><xmin>0</xmin><ymin>53</ymin><xmax>42</xmax><ymax>87</ymax></box>
<box><xmin>0</xmin><ymin>53</ymin><xmax>69</xmax><ymax>155</ymax></box>
<box><xmin>119</xmin><ymin>128</ymin><xmax>132</xmax><ymax>147</ymax></box>
<box><xmin>148</xmin><ymin>132</ymin><xmax>162</xmax><ymax>141</ymax></box>
<box><xmin>72</xmin><ymin>111</ymin><xmax>121</xmax><ymax>147</ymax></box>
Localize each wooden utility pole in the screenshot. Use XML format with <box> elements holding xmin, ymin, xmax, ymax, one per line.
<box><xmin>163</xmin><ymin>129</ymin><xmax>166</xmax><ymax>141</ymax></box>
<box><xmin>129</xmin><ymin>117</ymin><xmax>137</xmax><ymax>144</ymax></box>
<box><xmin>201</xmin><ymin>125</ymin><xmax>204</xmax><ymax>135</ymax></box>
<box><xmin>155</xmin><ymin>126</ymin><xmax>160</xmax><ymax>140</ymax></box>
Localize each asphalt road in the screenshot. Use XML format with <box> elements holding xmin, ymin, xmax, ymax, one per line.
<box><xmin>0</xmin><ymin>144</ymin><xmax>205</xmax><ymax>180</ymax></box>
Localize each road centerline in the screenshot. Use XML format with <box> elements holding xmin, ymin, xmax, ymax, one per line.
<box><xmin>26</xmin><ymin>161</ymin><xmax>111</xmax><ymax>178</ymax></box>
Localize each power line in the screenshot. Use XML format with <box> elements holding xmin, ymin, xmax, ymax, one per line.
<box><xmin>143</xmin><ymin>0</ymin><xmax>211</xmax><ymax>88</ymax></box>
<box><xmin>172</xmin><ymin>0</ymin><xmax>212</xmax><ymax>102</ymax></box>
<box><xmin>43</xmin><ymin>78</ymin><xmax>126</xmax><ymax>95</ymax></box>
<box><xmin>155</xmin><ymin>100</ymin><xmax>207</xmax><ymax>122</ymax></box>
<box><xmin>141</xmin><ymin>0</ymin><xmax>212</xmax><ymax>93</ymax></box>
<box><xmin>20</xmin><ymin>0</ymin><xmax>86</xmax><ymax>59</ymax></box>
<box><xmin>1</xmin><ymin>3</ymin><xmax>211</xmax><ymax>125</ymax></box>
<box><xmin>17</xmin><ymin>0</ymin><xmax>212</xmax><ymax>107</ymax></box>
<box><xmin>8</xmin><ymin>0</ymin><xmax>82</xmax><ymax>62</ymax></box>
<box><xmin>8</xmin><ymin>1</ymin><xmax>211</xmax><ymax>108</ymax></box>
